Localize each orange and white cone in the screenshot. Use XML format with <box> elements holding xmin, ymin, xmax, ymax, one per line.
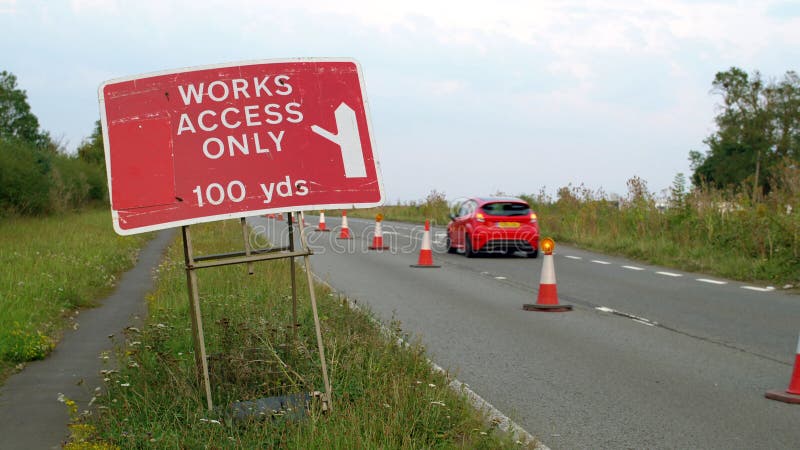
<box><xmin>337</xmin><ymin>211</ymin><xmax>352</xmax><ymax>240</ymax></box>
<box><xmin>316</xmin><ymin>211</ymin><xmax>330</xmax><ymax>232</ymax></box>
<box><xmin>524</xmin><ymin>238</ymin><xmax>572</xmax><ymax>312</ymax></box>
<box><xmin>410</xmin><ymin>220</ymin><xmax>440</xmax><ymax>268</ymax></box>
<box><xmin>766</xmin><ymin>333</ymin><xmax>800</xmax><ymax>404</ymax></box>
<box><xmin>369</xmin><ymin>214</ymin><xmax>390</xmax><ymax>250</ymax></box>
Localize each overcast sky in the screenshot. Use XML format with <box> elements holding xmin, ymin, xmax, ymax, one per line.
<box><xmin>2</xmin><ymin>0</ymin><xmax>798</xmax><ymax>201</ymax></box>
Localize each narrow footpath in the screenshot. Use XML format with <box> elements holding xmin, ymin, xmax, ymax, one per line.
<box><xmin>0</xmin><ymin>230</ymin><xmax>174</xmax><ymax>450</ymax></box>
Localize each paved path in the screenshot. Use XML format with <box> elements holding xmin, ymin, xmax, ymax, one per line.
<box><xmin>0</xmin><ymin>230</ymin><xmax>174</xmax><ymax>450</ymax></box>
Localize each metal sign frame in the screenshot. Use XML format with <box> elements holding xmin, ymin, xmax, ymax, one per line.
<box><xmin>181</xmin><ymin>212</ymin><xmax>331</xmax><ymax>412</ymax></box>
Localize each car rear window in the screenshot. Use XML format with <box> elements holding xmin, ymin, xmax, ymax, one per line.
<box><xmin>481</xmin><ymin>202</ymin><xmax>531</xmax><ymax>216</ymax></box>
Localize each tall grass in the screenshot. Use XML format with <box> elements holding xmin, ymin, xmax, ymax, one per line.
<box><xmin>522</xmin><ymin>168</ymin><xmax>799</xmax><ymax>286</ymax></box>
<box><xmin>0</xmin><ymin>209</ymin><xmax>149</xmax><ymax>377</ymax></box>
<box><xmin>72</xmin><ymin>221</ymin><xmax>527</xmax><ymax>449</ymax></box>
<box><xmin>345</xmin><ymin>165</ymin><xmax>798</xmax><ymax>286</ymax></box>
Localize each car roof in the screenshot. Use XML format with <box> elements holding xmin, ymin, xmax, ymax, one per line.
<box><xmin>473</xmin><ymin>196</ymin><xmax>528</xmax><ymax>205</ymax></box>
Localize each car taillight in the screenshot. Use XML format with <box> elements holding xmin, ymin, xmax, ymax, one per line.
<box><xmin>530</xmin><ymin>213</ymin><xmax>538</xmax><ymax>222</ymax></box>
<box><xmin>476</xmin><ymin>213</ymin><xmax>485</xmax><ymax>222</ymax></box>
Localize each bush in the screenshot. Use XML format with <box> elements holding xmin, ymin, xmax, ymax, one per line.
<box><xmin>1</xmin><ymin>323</ymin><xmax>54</xmax><ymax>362</ymax></box>
<box><xmin>0</xmin><ymin>138</ymin><xmax>51</xmax><ymax>215</ymax></box>
<box><xmin>0</xmin><ymin>137</ymin><xmax>108</xmax><ymax>216</ymax></box>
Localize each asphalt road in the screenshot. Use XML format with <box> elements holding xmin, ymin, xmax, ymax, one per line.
<box><xmin>250</xmin><ymin>214</ymin><xmax>800</xmax><ymax>449</ymax></box>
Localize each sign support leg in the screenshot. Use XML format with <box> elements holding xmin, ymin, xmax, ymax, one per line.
<box><xmin>288</xmin><ymin>213</ymin><xmax>298</xmax><ymax>341</ymax></box>
<box><xmin>181</xmin><ymin>225</ymin><xmax>213</xmax><ymax>411</ymax></box>
<box><xmin>297</xmin><ymin>215</ymin><xmax>332</xmax><ymax>411</ymax></box>
<box><xmin>241</xmin><ymin>218</ymin><xmax>254</xmax><ymax>275</ymax></box>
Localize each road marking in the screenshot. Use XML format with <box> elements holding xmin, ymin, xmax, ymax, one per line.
<box><xmin>591</xmin><ymin>260</ymin><xmax>611</xmax><ymax>265</ymax></box>
<box><xmin>697</xmin><ymin>278</ymin><xmax>727</xmax><ymax>285</ymax></box>
<box><xmin>494</xmin><ymin>276</ymin><xmax>507</xmax><ymax>280</ymax></box>
<box><xmin>656</xmin><ymin>271</ymin><xmax>682</xmax><ymax>277</ymax></box>
<box><xmin>565</xmin><ymin>255</ymin><xmax>582</xmax><ymax>260</ymax></box>
<box><xmin>741</xmin><ymin>286</ymin><xmax>775</xmax><ymax>292</ymax></box>
<box><xmin>622</xmin><ymin>265</ymin><xmax>644</xmax><ymax>271</ymax></box>
<box><xmin>595</xmin><ymin>306</ymin><xmax>659</xmax><ymax>327</ymax></box>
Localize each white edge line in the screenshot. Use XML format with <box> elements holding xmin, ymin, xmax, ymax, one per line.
<box><xmin>564</xmin><ymin>255</ymin><xmax>582</xmax><ymax>260</ymax></box>
<box><xmin>656</xmin><ymin>271</ymin><xmax>682</xmax><ymax>277</ymax></box>
<box><xmin>622</xmin><ymin>265</ymin><xmax>644</xmax><ymax>271</ymax></box>
<box><xmin>697</xmin><ymin>278</ymin><xmax>727</xmax><ymax>285</ymax></box>
<box><xmin>741</xmin><ymin>286</ymin><xmax>775</xmax><ymax>292</ymax></box>
<box><xmin>308</xmin><ymin>271</ymin><xmax>546</xmax><ymax>449</ymax></box>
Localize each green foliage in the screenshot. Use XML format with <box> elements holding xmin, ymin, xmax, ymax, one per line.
<box><xmin>344</xmin><ymin>190</ymin><xmax>453</xmax><ymax>225</ymax></box>
<box><xmin>0</xmin><ymin>138</ymin><xmax>51</xmax><ymax>214</ymax></box>
<box><xmin>1</xmin><ymin>323</ymin><xmax>54</xmax><ymax>362</ymax></box>
<box><xmin>0</xmin><ymin>137</ymin><xmax>109</xmax><ymax>216</ymax></box>
<box><xmin>77</xmin><ymin>120</ymin><xmax>106</xmax><ymax>169</ymax></box>
<box><xmin>0</xmin><ymin>71</ymin><xmax>108</xmax><ymax>217</ymax></box>
<box><xmin>692</xmin><ymin>67</ymin><xmax>800</xmax><ymax>198</ymax></box>
<box><xmin>534</xmin><ymin>173</ymin><xmax>799</xmax><ymax>286</ymax></box>
<box><xmin>0</xmin><ymin>70</ymin><xmax>51</xmax><ymax>149</ymax></box>
<box><xmin>0</xmin><ymin>209</ymin><xmax>149</xmax><ymax>375</ymax></box>
<box><xmin>77</xmin><ymin>222</ymin><xmax>524</xmax><ymax>449</ymax></box>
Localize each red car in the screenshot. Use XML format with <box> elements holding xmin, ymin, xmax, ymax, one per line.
<box><xmin>446</xmin><ymin>197</ymin><xmax>539</xmax><ymax>258</ymax></box>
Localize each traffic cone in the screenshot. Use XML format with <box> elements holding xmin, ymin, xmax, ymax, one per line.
<box><xmin>316</xmin><ymin>211</ymin><xmax>330</xmax><ymax>232</ymax></box>
<box><xmin>337</xmin><ymin>211</ymin><xmax>352</xmax><ymax>240</ymax></box>
<box><xmin>410</xmin><ymin>220</ymin><xmax>440</xmax><ymax>268</ymax></box>
<box><xmin>523</xmin><ymin>238</ymin><xmax>572</xmax><ymax>312</ymax></box>
<box><xmin>765</xmin><ymin>334</ymin><xmax>800</xmax><ymax>404</ymax></box>
<box><xmin>369</xmin><ymin>214</ymin><xmax>389</xmax><ymax>250</ymax></box>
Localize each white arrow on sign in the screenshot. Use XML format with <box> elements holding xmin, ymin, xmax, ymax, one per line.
<box><xmin>311</xmin><ymin>102</ymin><xmax>367</xmax><ymax>178</ymax></box>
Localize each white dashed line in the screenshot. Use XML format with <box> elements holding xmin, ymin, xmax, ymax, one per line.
<box><xmin>741</xmin><ymin>286</ymin><xmax>775</xmax><ymax>292</ymax></box>
<box><xmin>591</xmin><ymin>260</ymin><xmax>611</xmax><ymax>265</ymax></box>
<box><xmin>656</xmin><ymin>271</ymin><xmax>682</xmax><ymax>277</ymax></box>
<box><xmin>697</xmin><ymin>278</ymin><xmax>727</xmax><ymax>285</ymax></box>
<box><xmin>632</xmin><ymin>319</ymin><xmax>656</xmax><ymax>327</ymax></box>
<box><xmin>565</xmin><ymin>255</ymin><xmax>582</xmax><ymax>260</ymax></box>
<box><xmin>595</xmin><ymin>306</ymin><xmax>614</xmax><ymax>313</ymax></box>
<box><xmin>494</xmin><ymin>276</ymin><xmax>507</xmax><ymax>280</ymax></box>
<box><xmin>622</xmin><ymin>265</ymin><xmax>645</xmax><ymax>271</ymax></box>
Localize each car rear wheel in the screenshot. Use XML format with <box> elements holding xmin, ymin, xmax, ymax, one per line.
<box><xmin>446</xmin><ymin>235</ymin><xmax>457</xmax><ymax>254</ymax></box>
<box><xmin>464</xmin><ymin>234</ymin><xmax>476</xmax><ymax>258</ymax></box>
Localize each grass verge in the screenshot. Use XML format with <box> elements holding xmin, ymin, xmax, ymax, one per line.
<box><xmin>0</xmin><ymin>209</ymin><xmax>150</xmax><ymax>381</ymax></box>
<box><xmin>71</xmin><ymin>220</ymin><xmax>529</xmax><ymax>449</ymax></box>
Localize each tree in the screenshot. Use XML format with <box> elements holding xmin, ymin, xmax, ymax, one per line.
<box><xmin>690</xmin><ymin>67</ymin><xmax>800</xmax><ymax>200</ymax></box>
<box><xmin>0</xmin><ymin>70</ymin><xmax>50</xmax><ymax>148</ymax></box>
<box><xmin>77</xmin><ymin>120</ymin><xmax>105</xmax><ymax>168</ymax></box>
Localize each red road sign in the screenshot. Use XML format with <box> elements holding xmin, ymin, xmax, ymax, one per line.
<box><xmin>99</xmin><ymin>58</ymin><xmax>384</xmax><ymax>235</ymax></box>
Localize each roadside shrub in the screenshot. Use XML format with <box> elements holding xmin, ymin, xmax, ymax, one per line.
<box><xmin>1</xmin><ymin>323</ymin><xmax>54</xmax><ymax>362</ymax></box>
<box><xmin>0</xmin><ymin>138</ymin><xmax>51</xmax><ymax>215</ymax></box>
